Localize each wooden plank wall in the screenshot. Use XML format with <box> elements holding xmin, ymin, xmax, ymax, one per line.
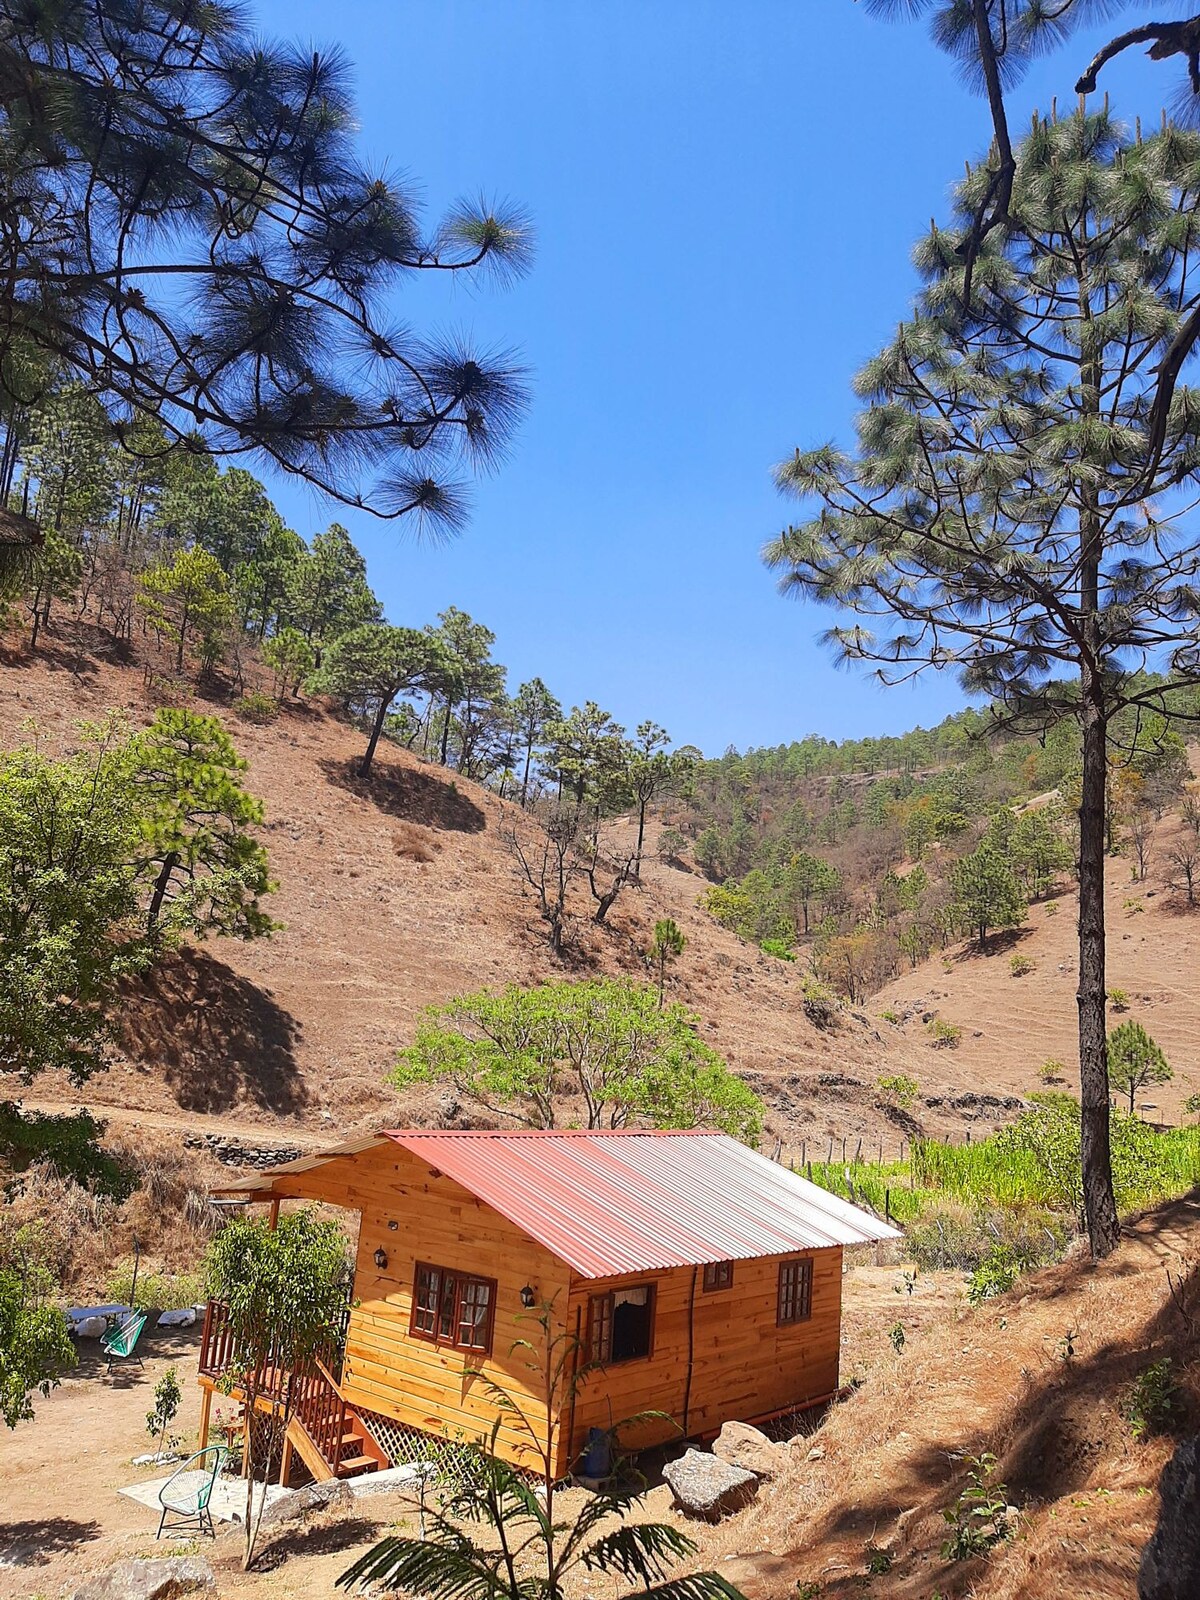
<box><xmin>562</xmin><ymin>1247</ymin><xmax>843</xmax><ymax>1467</ymax></box>
<box><xmin>268</xmin><ymin>1143</ymin><xmax>571</xmax><ymax>1467</ymax></box>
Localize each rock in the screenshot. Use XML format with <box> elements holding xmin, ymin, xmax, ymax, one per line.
<box><xmin>807</xmin><ymin>1445</ymin><xmax>826</xmax><ymax>1461</ymax></box>
<box><xmin>1139</xmin><ymin>1437</ymin><xmax>1200</xmax><ymax>1600</ymax></box>
<box><xmin>71</xmin><ymin>1557</ymin><xmax>215</xmax><ymax>1600</ymax></box>
<box><xmin>663</xmin><ymin>1448</ymin><xmax>758</xmax><ymax>1521</ymax></box>
<box><xmin>260</xmin><ymin>1479</ymin><xmax>352</xmax><ymax>1527</ymax></box>
<box><xmin>711</xmin><ymin>1421</ymin><xmax>788</xmax><ymax>1481</ymax></box>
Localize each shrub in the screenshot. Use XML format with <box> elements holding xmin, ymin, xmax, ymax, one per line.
<box><xmin>940</xmin><ymin>1453</ymin><xmax>1014</xmax><ymax>1561</ymax></box>
<box><xmin>232</xmin><ymin>690</ymin><xmax>279</xmax><ymax>724</ymax></box>
<box><xmin>760</xmin><ymin>937</ymin><xmax>795</xmax><ymax>962</ymax></box>
<box><xmin>392</xmin><ymin>822</ymin><xmax>439</xmax><ymax>863</ymax></box>
<box><xmin>107</xmin><ymin>1264</ymin><xmax>204</xmax><ymax>1312</ymax></box>
<box><xmin>1122</xmin><ymin>1359</ymin><xmax>1180</xmax><ymax>1441</ymax></box>
<box><xmin>876</xmin><ymin>1073</ymin><xmax>919</xmax><ymax>1109</ymax></box>
<box><xmin>1184</xmin><ymin>1092</ymin><xmax>1200</xmax><ymax>1121</ymax></box>
<box><xmin>1107</xmin><ymin>987</ymin><xmax>1131</xmax><ymax>1011</ymax></box>
<box><xmin>888</xmin><ymin>1321</ymin><xmax>906</xmax><ymax>1354</ymax></box>
<box><xmin>925</xmin><ymin>1017</ymin><xmax>962</xmax><ymax>1049</ymax></box>
<box><xmin>801</xmin><ymin>978</ymin><xmax>839</xmax><ymax>1029</ymax></box>
<box><xmin>880</xmin><ymin>1008</ymin><xmax>900</xmax><ymax>1025</ymax></box>
<box><xmin>1044</xmin><ymin>899</ymin><xmax>1058</xmax><ymax>915</ymax></box>
<box><xmin>657</xmin><ymin>826</ymin><xmax>687</xmax><ymax>865</ymax></box>
<box><xmin>966</xmin><ymin>1241</ymin><xmax>1041</xmax><ymax>1304</ymax></box>
<box><xmin>1038</xmin><ymin>1059</ymin><xmax>1066</xmax><ymax>1085</ymax></box>
<box><xmin>146</xmin><ymin>1366</ymin><xmax>182</xmax><ymax>1452</ymax></box>
<box><xmin>0</xmin><ymin>1104</ymin><xmax>134</xmax><ymax>1201</ymax></box>
<box><xmin>1009</xmin><ymin>953</ymin><xmax>1034</xmax><ymax>978</ymax></box>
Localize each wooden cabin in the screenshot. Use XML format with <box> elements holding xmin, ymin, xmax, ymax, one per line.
<box><xmin>200</xmin><ymin>1129</ymin><xmax>897</xmax><ymax>1483</ymax></box>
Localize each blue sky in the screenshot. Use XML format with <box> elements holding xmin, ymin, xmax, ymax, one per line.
<box><xmin>252</xmin><ymin>2</ymin><xmax>1166</xmax><ymax>757</ymax></box>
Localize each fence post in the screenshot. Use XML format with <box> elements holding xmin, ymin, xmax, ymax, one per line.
<box><xmin>841</xmin><ymin>1138</ymin><xmax>847</xmax><ymax>1162</ymax></box>
<box><xmin>801</xmin><ymin>1139</ymin><xmax>806</xmax><ymax>1166</ymax></box>
<box><xmin>827</xmin><ymin>1138</ymin><xmax>834</xmax><ymax>1163</ymax></box>
<box><xmin>854</xmin><ymin>1138</ymin><xmax>863</xmax><ymax>1163</ymax></box>
<box><xmin>806</xmin><ymin>1160</ymin><xmax>813</xmax><ymax>1181</ymax></box>
<box><xmin>885</xmin><ymin>1187</ymin><xmax>891</xmax><ymax>1222</ymax></box>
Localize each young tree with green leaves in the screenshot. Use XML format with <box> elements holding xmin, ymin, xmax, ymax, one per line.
<box><xmin>1107</xmin><ymin>1021</ymin><xmax>1173</xmax><ymax>1116</ymax></box>
<box><xmin>261</xmin><ymin>627</ymin><xmax>316</xmax><ymax>699</ymax></box>
<box><xmin>204</xmin><ymin>1208</ymin><xmax>348</xmax><ymax>1570</ymax></box>
<box><xmin>765</xmin><ymin>109</ymin><xmax>1200</xmax><ymax>1257</ymax></box>
<box><xmin>512</xmin><ymin>677</ymin><xmax>562</xmax><ymax>804</ymax></box>
<box><xmin>285</xmin><ymin>524</ymin><xmax>381</xmax><ymax>655</ymax></box>
<box><xmin>951</xmin><ymin>844</ymin><xmax>1026</xmax><ymax>947</ymax></box>
<box><xmin>781</xmin><ymin>850</ymin><xmax>841</xmax><ymax>937</ymax></box>
<box><xmin>0</xmin><ymin>1261</ymin><xmax>74</xmax><ymax>1429</ymax></box>
<box><xmin>0</xmin><ymin>725</ymin><xmax>149</xmax><ymax>1083</ymax></box>
<box><xmin>137</xmin><ymin>547</ymin><xmax>233</xmax><ymax>673</ymax></box>
<box><xmin>23</xmin><ymin>527</ymin><xmax>83</xmax><ymax>649</ymax></box>
<box><xmin>308</xmin><ymin>622</ymin><xmax>436</xmax><ymax>777</ymax></box>
<box><xmin>132</xmin><ymin>709</ymin><xmax>276</xmax><ymax>941</ymax></box>
<box><xmin>544</xmin><ymin>702</ymin><xmax>627</xmax><ymax>807</ymax></box>
<box><xmin>0</xmin><ymin>3</ymin><xmax>530</xmax><ymax>527</ymax></box>
<box><xmin>392</xmin><ymin>980</ymin><xmax>763</xmax><ymax>1142</ymax></box>
<box><xmin>649</xmin><ymin>918</ymin><xmax>686</xmax><ymax>1009</ymax></box>
<box><xmin>338</xmin><ymin>1303</ymin><xmax>744</xmax><ymax>1600</ymax></box>
<box><xmin>429</xmin><ymin>607</ymin><xmax>507</xmax><ymax>774</ymax></box>
<box><xmin>623</xmin><ymin>724</ymin><xmax>697</xmax><ymax>877</ymax></box>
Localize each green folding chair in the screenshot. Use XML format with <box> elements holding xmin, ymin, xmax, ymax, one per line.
<box><xmin>156</xmin><ymin>1445</ymin><xmax>227</xmax><ymax>1539</ymax></box>
<box><xmin>101</xmin><ymin>1310</ymin><xmax>147</xmax><ymax>1373</ymax></box>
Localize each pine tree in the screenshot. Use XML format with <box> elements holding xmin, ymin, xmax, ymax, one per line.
<box><xmin>308</xmin><ymin>623</ymin><xmax>437</xmax><ymax>777</ymax></box>
<box><xmin>1107</xmin><ymin>1020</ymin><xmax>1172</xmax><ymax>1116</ymax></box>
<box><xmin>765</xmin><ymin>112</ymin><xmax>1200</xmax><ymax>1254</ymax></box>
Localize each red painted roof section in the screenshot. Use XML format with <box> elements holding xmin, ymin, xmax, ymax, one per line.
<box><xmin>381</xmin><ymin>1129</ymin><xmax>898</xmax><ymax>1278</ymax></box>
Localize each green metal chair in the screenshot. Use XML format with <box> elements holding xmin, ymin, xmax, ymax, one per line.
<box><xmin>156</xmin><ymin>1445</ymin><xmax>227</xmax><ymax>1538</ymax></box>
<box><xmin>101</xmin><ymin>1310</ymin><xmax>147</xmax><ymax>1373</ymax></box>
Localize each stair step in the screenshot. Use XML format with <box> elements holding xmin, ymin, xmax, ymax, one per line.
<box><xmin>338</xmin><ymin>1454</ymin><xmax>379</xmax><ymax>1477</ymax></box>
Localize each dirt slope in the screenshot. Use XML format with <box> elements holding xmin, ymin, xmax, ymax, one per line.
<box><xmin>3</xmin><ymin>636</ymin><xmax>977</xmax><ymax>1151</ymax></box>
<box><xmin>873</xmin><ymin>828</ymin><xmax>1200</xmax><ymax>1123</ymax></box>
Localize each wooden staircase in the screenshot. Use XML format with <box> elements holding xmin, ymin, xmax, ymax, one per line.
<box><xmin>284</xmin><ymin>1357</ymin><xmax>388</xmax><ymax>1484</ymax></box>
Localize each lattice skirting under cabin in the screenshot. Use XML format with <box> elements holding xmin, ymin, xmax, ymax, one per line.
<box><xmin>355</xmin><ymin>1407</ymin><xmax>482</xmax><ymax>1489</ymax></box>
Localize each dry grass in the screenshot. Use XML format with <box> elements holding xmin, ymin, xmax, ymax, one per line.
<box><xmin>699</xmin><ymin>1197</ymin><xmax>1200</xmax><ymax>1600</ymax></box>
<box><xmin>392</xmin><ymin>821</ymin><xmax>441</xmax><ymax>863</ymax></box>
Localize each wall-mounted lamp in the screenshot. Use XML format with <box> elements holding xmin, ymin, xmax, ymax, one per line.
<box><xmin>374</xmin><ymin>1247</ymin><xmax>388</xmax><ymax>1271</ymax></box>
<box><xmin>520</xmin><ymin>1284</ymin><xmax>537</xmax><ymax>1309</ymax></box>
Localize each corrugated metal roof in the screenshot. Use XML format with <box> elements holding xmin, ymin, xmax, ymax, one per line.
<box><xmin>383</xmin><ymin>1129</ymin><xmax>899</xmax><ymax>1277</ymax></box>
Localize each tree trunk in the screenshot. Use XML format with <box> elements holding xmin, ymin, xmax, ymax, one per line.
<box><xmin>521</xmin><ymin>741</ymin><xmax>533</xmax><ymax>806</ymax></box>
<box><xmin>635</xmin><ymin>801</ymin><xmax>648</xmax><ymax>878</ymax></box>
<box><xmin>147</xmin><ymin>851</ymin><xmax>180</xmax><ymax>932</ymax></box>
<box><xmin>439</xmin><ymin>701</ymin><xmax>452</xmax><ymax>765</ymax></box>
<box><xmin>361</xmin><ymin>698</ymin><xmax>388</xmax><ymax>778</ymax></box>
<box><xmin>1078</xmin><ymin>684</ymin><xmax>1121</xmax><ymax>1256</ymax></box>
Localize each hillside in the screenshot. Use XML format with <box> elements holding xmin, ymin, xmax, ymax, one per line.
<box><xmin>3</xmin><ymin>631</ymin><xmax>975</xmax><ymax>1155</ymax></box>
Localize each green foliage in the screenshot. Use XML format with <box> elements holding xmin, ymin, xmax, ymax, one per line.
<box><xmin>107</xmin><ymin>1265</ymin><xmax>204</xmax><ymax>1313</ymax></box>
<box><xmin>1184</xmin><ymin>1092</ymin><xmax>1200</xmax><ymax>1121</ymax></box>
<box><xmin>800</xmin><ymin>977</ymin><xmax>839</xmax><ymax>1030</ymax></box>
<box><xmin>308</xmin><ymin>622</ymin><xmax>438</xmax><ymax>777</ymax></box>
<box><xmin>951</xmin><ymin>844</ymin><xmax>1026</xmax><ymax>945</ymax></box>
<box><xmin>876</xmin><ymin>1073</ymin><xmax>919</xmax><ymax>1110</ymax></box>
<box><xmin>391</xmin><ymin>980</ymin><xmax>763</xmax><ymax>1143</ymax></box>
<box><xmin>649</xmin><ymin>919</ymin><xmax>686</xmax><ymax>1005</ymax></box>
<box><xmin>887</xmin><ymin>1321</ymin><xmax>906</xmax><ymax>1354</ymax></box>
<box><xmin>925</xmin><ymin>1017</ymin><xmax>962</xmax><ymax>1049</ymax></box>
<box><xmin>760</xmin><ymin>938</ymin><xmax>795</xmax><ymax>961</ymax></box>
<box><xmin>146</xmin><ymin>1367</ymin><xmax>182</xmax><ymax>1450</ymax></box>
<box><xmin>233</xmin><ymin>691</ymin><xmax>280</xmax><ymax>724</ymax></box>
<box><xmin>205</xmin><ymin>1207</ymin><xmax>350</xmax><ymax>1567</ymax></box>
<box><xmin>0</xmin><ymin>1103</ymin><xmax>133</xmax><ymax>1199</ymax></box>
<box><xmin>966</xmin><ymin>1243</ymin><xmax>1041</xmax><ymax>1305</ymax></box>
<box><xmin>137</xmin><ymin>547</ymin><xmax>234</xmax><ymax>672</ymax></box>
<box><xmin>0</xmin><ymin>1251</ymin><xmax>75</xmax><ymax>1428</ymax></box>
<box><xmin>0</xmin><ymin>726</ymin><xmax>149</xmax><ymax>1082</ymax></box>
<box><xmin>132</xmin><ymin>709</ymin><xmax>276</xmax><ymax>941</ymax></box>
<box><xmin>286</xmin><ymin>524</ymin><xmax>381</xmax><ymax>648</ymax></box>
<box><xmin>1122</xmin><ymin>1359</ymin><xmax>1179</xmax><ymax>1441</ymax></box>
<box><xmin>1107</xmin><ymin>988</ymin><xmax>1131</xmax><ymax>1011</ymax></box>
<box><xmin>1107</xmin><ymin>1021</ymin><xmax>1172</xmax><ymax>1115</ymax></box>
<box><xmin>1038</xmin><ymin>1059</ymin><xmax>1066</xmax><ymax>1085</ymax></box>
<box><xmin>940</xmin><ymin>1454</ymin><xmax>1013</xmax><ymax>1562</ymax></box>
<box><xmin>261</xmin><ymin>627</ymin><xmax>316</xmax><ymax>698</ymax></box>
<box><xmin>1009</xmin><ymin>953</ymin><xmax>1034</xmax><ymax>978</ymax></box>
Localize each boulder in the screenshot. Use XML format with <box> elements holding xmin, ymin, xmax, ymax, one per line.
<box><xmin>663</xmin><ymin>1448</ymin><xmax>758</xmax><ymax>1521</ymax></box>
<box><xmin>1139</xmin><ymin>1437</ymin><xmax>1200</xmax><ymax>1600</ymax></box>
<box><xmin>711</xmin><ymin>1421</ymin><xmax>788</xmax><ymax>1481</ymax></box>
<box><xmin>71</xmin><ymin>1557</ymin><xmax>215</xmax><ymax>1600</ymax></box>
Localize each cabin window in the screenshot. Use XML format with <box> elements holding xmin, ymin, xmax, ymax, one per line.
<box><xmin>588</xmin><ymin>1283</ymin><xmax>655</xmax><ymax>1364</ymax></box>
<box><xmin>702</xmin><ymin>1260</ymin><xmax>734</xmax><ymax>1293</ymax></box>
<box><xmin>411</xmin><ymin>1262</ymin><xmax>496</xmax><ymax>1355</ymax></box>
<box><xmin>777</xmin><ymin>1258</ymin><xmax>813</xmax><ymax>1325</ymax></box>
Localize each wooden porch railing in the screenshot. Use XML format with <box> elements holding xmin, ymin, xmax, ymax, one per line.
<box><xmin>291</xmin><ymin>1356</ymin><xmax>350</xmax><ymax>1476</ymax></box>
<box><xmin>198</xmin><ymin>1295</ymin><xmax>351</xmax><ymax>1395</ymax></box>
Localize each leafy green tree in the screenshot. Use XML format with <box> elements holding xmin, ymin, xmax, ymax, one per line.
<box><xmin>649</xmin><ymin>918</ymin><xmax>686</xmax><ymax>1008</ymax></box>
<box><xmin>544</xmin><ymin>702</ymin><xmax>627</xmax><ymax>807</ymax></box>
<box><xmin>261</xmin><ymin>627</ymin><xmax>316</xmax><ymax>699</ymax></box>
<box><xmin>0</xmin><ymin>1262</ymin><xmax>74</xmax><ymax>1429</ymax></box>
<box><xmin>285</xmin><ymin>524</ymin><xmax>381</xmax><ymax>654</ymax></box>
<box><xmin>132</xmin><ymin>709</ymin><xmax>276</xmax><ymax>941</ymax></box>
<box><xmin>1107</xmin><ymin>1021</ymin><xmax>1173</xmax><ymax>1116</ymax></box>
<box><xmin>764</xmin><ymin>110</ymin><xmax>1200</xmax><ymax>1256</ymax></box>
<box><xmin>392</xmin><ymin>980</ymin><xmax>763</xmax><ymax>1142</ymax></box>
<box><xmin>781</xmin><ymin>851</ymin><xmax>840</xmax><ymax>937</ymax></box>
<box><xmin>235</xmin><ymin>518</ymin><xmax>306</xmax><ymax>642</ymax></box>
<box><xmin>951</xmin><ymin>845</ymin><xmax>1026</xmax><ymax>947</ymax></box>
<box><xmin>338</xmin><ymin>1303</ymin><xmax>742</xmax><ymax>1600</ymax></box>
<box><xmin>308</xmin><ymin>622</ymin><xmax>436</xmax><ymax>777</ymax></box>
<box><xmin>512</xmin><ymin>677</ymin><xmax>562</xmax><ymax>803</ymax></box>
<box><xmin>623</xmin><ymin>724</ymin><xmax>697</xmax><ymax>875</ymax></box>
<box><xmin>23</xmin><ymin>526</ymin><xmax>83</xmax><ymax>649</ymax></box>
<box><xmin>0</xmin><ymin>2</ymin><xmax>530</xmax><ymax>524</ymax></box>
<box><xmin>137</xmin><ymin>547</ymin><xmax>233</xmax><ymax>673</ymax></box>
<box><xmin>429</xmin><ymin>607</ymin><xmax>507</xmax><ymax>774</ymax></box>
<box><xmin>0</xmin><ymin>726</ymin><xmax>149</xmax><ymax>1083</ymax></box>
<box><xmin>205</xmin><ymin>1208</ymin><xmax>348</xmax><ymax>1570</ymax></box>
<box><xmin>1006</xmin><ymin>808</ymin><xmax>1074</xmax><ymax>902</ymax></box>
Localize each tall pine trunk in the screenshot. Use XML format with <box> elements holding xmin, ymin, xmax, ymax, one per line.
<box><xmin>1077</xmin><ymin>677</ymin><xmax>1119</xmax><ymax>1255</ymax></box>
<box><xmin>361</xmin><ymin>698</ymin><xmax>388</xmax><ymax>778</ymax></box>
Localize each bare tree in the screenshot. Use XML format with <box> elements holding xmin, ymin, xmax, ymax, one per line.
<box><xmin>502</xmin><ymin>808</ymin><xmax>579</xmax><ymax>958</ymax></box>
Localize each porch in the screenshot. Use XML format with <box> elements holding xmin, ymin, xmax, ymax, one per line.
<box><xmin>196</xmin><ymin>1298</ymin><xmax>387</xmax><ymax>1485</ymax></box>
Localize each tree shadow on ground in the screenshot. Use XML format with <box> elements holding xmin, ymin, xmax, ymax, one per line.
<box><xmin>319</xmin><ymin>756</ymin><xmax>486</xmax><ymax>833</ymax></box>
<box><xmin>256</xmin><ymin>1516</ymin><xmax>385</xmax><ymax>1570</ymax></box>
<box><xmin>948</xmin><ymin>924</ymin><xmax>1036</xmax><ymax>962</ymax></box>
<box><xmin>119</xmin><ymin>949</ymin><xmax>309</xmax><ymax>1115</ymax></box>
<box><xmin>0</xmin><ymin>1518</ymin><xmax>103</xmax><ymax>1566</ymax></box>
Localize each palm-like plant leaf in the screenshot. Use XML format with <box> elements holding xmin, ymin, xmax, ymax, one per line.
<box><xmin>634</xmin><ymin>1575</ymin><xmax>749</xmax><ymax>1600</ymax></box>
<box><xmin>336</xmin><ymin>1534</ymin><xmax>505</xmax><ymax>1598</ymax></box>
<box><xmin>581</xmin><ymin>1524</ymin><xmax>697</xmax><ymax>1583</ymax></box>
